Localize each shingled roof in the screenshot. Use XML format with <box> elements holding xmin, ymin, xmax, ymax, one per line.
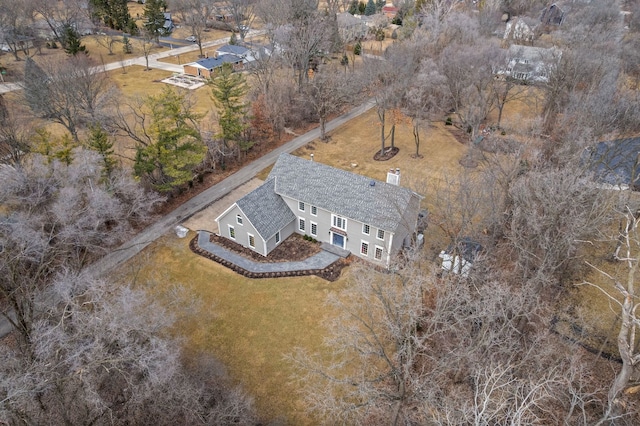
<box><xmin>586</xmin><ymin>137</ymin><xmax>640</xmax><ymax>189</ymax></box>
<box><xmin>235</xmin><ymin>178</ymin><xmax>296</xmax><ymax>240</ymax></box>
<box><xmin>269</xmin><ymin>154</ymin><xmax>420</xmax><ymax>233</ymax></box>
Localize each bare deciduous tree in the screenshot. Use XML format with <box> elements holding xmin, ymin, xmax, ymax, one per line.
<box><xmin>23</xmin><ymin>56</ymin><xmax>117</xmax><ymax>141</ymax></box>
<box><xmin>0</xmin><ymin>271</ymin><xmax>257</xmax><ymax>425</ymax></box>
<box><xmin>0</xmin><ymin>149</ymin><xmax>162</xmax><ymax>344</ymax></box>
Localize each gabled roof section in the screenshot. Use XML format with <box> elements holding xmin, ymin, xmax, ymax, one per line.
<box><xmin>269</xmin><ymin>154</ymin><xmax>421</xmax><ymax>233</ymax></box>
<box><xmin>586</xmin><ymin>137</ymin><xmax>640</xmax><ymax>189</ymax></box>
<box><xmin>217</xmin><ymin>44</ymin><xmax>249</xmax><ymax>56</ymax></box>
<box><xmin>236</xmin><ymin>178</ymin><xmax>296</xmax><ymax>240</ymax></box>
<box><xmin>189</xmin><ymin>55</ymin><xmax>242</xmax><ymax>70</ymax></box>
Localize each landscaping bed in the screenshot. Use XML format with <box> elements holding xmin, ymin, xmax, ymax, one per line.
<box><xmin>210</xmin><ymin>233</ymin><xmax>321</xmax><ymax>263</ymax></box>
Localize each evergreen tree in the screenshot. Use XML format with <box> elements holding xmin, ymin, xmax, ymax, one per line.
<box><xmin>230</xmin><ymin>32</ymin><xmax>238</xmax><ymax>46</ymax></box>
<box><xmin>133</xmin><ymin>87</ymin><xmax>205</xmax><ymax>192</ymax></box>
<box><xmin>87</xmin><ymin>124</ymin><xmax>117</xmax><ymax>180</ymax></box>
<box><xmin>62</xmin><ymin>25</ymin><xmax>88</xmax><ymax>56</ymax></box>
<box><xmin>143</xmin><ymin>0</ymin><xmax>169</xmax><ymax>41</ymax></box>
<box><xmin>348</xmin><ymin>0</ymin><xmax>359</xmax><ymax>14</ymax></box>
<box><xmin>208</xmin><ymin>63</ymin><xmax>250</xmax><ymax>156</ymax></box>
<box><xmin>122</xmin><ymin>35</ymin><xmax>132</xmax><ymax>53</ymax></box>
<box><xmin>364</xmin><ymin>0</ymin><xmax>376</xmax><ymax>16</ymax></box>
<box><xmin>376</xmin><ymin>0</ymin><xmax>385</xmax><ymax>11</ymax></box>
<box><xmin>90</xmin><ymin>0</ymin><xmax>133</xmax><ymax>30</ymax></box>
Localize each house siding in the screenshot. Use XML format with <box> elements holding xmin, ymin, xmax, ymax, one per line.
<box><xmin>280</xmin><ymin>195</ymin><xmax>393</xmax><ymax>265</ymax></box>
<box><xmin>216</xmin><ymin>204</ymin><xmax>267</xmax><ymax>256</ymax></box>
<box><xmin>183</xmin><ymin>64</ymin><xmax>200</xmax><ymax>77</ymax></box>
<box><xmin>265</xmin><ymin>220</ymin><xmax>296</xmax><ymax>253</ymax></box>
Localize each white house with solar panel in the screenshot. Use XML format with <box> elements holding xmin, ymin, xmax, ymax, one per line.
<box><xmin>214</xmin><ymin>153</ymin><xmax>422</xmax><ymax>267</ymax></box>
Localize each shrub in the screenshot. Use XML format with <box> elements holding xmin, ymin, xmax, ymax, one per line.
<box><xmin>445</xmin><ymin>117</ymin><xmax>452</xmax><ymax>126</ymax></box>
<box><xmin>353</xmin><ymin>41</ymin><xmax>362</xmax><ymax>56</ymax></box>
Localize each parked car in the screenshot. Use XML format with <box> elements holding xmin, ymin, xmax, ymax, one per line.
<box><xmin>185</xmin><ymin>35</ymin><xmax>197</xmax><ymax>42</ymax></box>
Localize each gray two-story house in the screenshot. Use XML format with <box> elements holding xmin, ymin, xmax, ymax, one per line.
<box><xmin>215</xmin><ymin>153</ymin><xmax>422</xmax><ymax>267</ymax></box>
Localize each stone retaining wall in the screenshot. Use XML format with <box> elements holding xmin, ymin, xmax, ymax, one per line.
<box><xmin>190</xmin><ymin>236</ymin><xmax>344</xmax><ymax>281</ymax></box>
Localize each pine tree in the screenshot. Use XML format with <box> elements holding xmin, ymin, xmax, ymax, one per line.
<box><xmin>122</xmin><ymin>35</ymin><xmax>132</xmax><ymax>53</ymax></box>
<box><xmin>143</xmin><ymin>0</ymin><xmax>168</xmax><ymax>41</ymax></box>
<box><xmin>209</xmin><ymin>63</ymin><xmax>250</xmax><ymax>156</ymax></box>
<box><xmin>87</xmin><ymin>124</ymin><xmax>117</xmax><ymax>180</ymax></box>
<box><xmin>133</xmin><ymin>87</ymin><xmax>205</xmax><ymax>191</ymax></box>
<box><xmin>376</xmin><ymin>0</ymin><xmax>385</xmax><ymax>12</ymax></box>
<box><xmin>364</xmin><ymin>0</ymin><xmax>376</xmax><ymax>16</ymax></box>
<box><xmin>62</xmin><ymin>25</ymin><xmax>88</xmax><ymax>56</ymax></box>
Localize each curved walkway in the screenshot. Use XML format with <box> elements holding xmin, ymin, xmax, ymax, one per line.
<box><xmin>192</xmin><ymin>231</ymin><xmax>342</xmax><ymax>279</ymax></box>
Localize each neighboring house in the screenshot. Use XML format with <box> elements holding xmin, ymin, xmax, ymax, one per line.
<box><xmin>439</xmin><ymin>238</ymin><xmax>483</xmax><ymax>277</ymax></box>
<box><xmin>163</xmin><ymin>12</ymin><xmax>175</xmax><ymax>35</ymax></box>
<box><xmin>382</xmin><ymin>1</ymin><xmax>399</xmax><ymax>19</ymax></box>
<box><xmin>216</xmin><ymin>44</ymin><xmax>256</xmax><ymax>65</ymax></box>
<box><xmin>215</xmin><ymin>153</ymin><xmax>423</xmax><ymax>267</ymax></box>
<box><xmin>337</xmin><ymin>12</ymin><xmax>368</xmax><ymax>41</ymax></box>
<box><xmin>585</xmin><ymin>137</ymin><xmax>640</xmax><ymax>190</ymax></box>
<box><xmin>183</xmin><ymin>55</ymin><xmax>243</xmax><ymax>78</ymax></box>
<box><xmin>540</xmin><ymin>2</ymin><xmax>567</xmax><ymax>25</ymax></box>
<box><xmin>503</xmin><ymin>17</ymin><xmax>537</xmax><ymax>44</ymax></box>
<box><xmin>498</xmin><ymin>45</ymin><xmax>559</xmax><ymax>83</ymax></box>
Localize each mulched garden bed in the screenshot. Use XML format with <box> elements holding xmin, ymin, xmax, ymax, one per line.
<box><xmin>191</xmin><ymin>235</ymin><xmax>350</xmax><ymax>282</ymax></box>
<box><xmin>209</xmin><ymin>233</ymin><xmax>321</xmax><ymax>263</ymax></box>
<box><xmin>374</xmin><ymin>146</ymin><xmax>400</xmax><ymax>161</ymax></box>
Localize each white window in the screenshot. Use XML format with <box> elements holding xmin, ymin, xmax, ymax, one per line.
<box><xmin>299</xmin><ymin>201</ymin><xmax>305</xmax><ymax>212</ymax></box>
<box><xmin>299</xmin><ymin>217</ymin><xmax>306</xmax><ymax>232</ymax></box>
<box><xmin>374</xmin><ymin>246</ymin><xmax>383</xmax><ymax>261</ymax></box>
<box><xmin>377</xmin><ymin>229</ymin><xmax>385</xmax><ymax>240</ymax></box>
<box><xmin>311</xmin><ymin>222</ymin><xmax>317</xmax><ymax>236</ymax></box>
<box><xmin>275</xmin><ymin>231</ymin><xmax>280</xmax><ymax>244</ymax></box>
<box><xmin>311</xmin><ymin>205</ymin><xmax>317</xmax><ymax>216</ymax></box>
<box><xmin>248</xmin><ymin>234</ymin><xmax>255</xmax><ymax>248</ymax></box>
<box><xmin>362</xmin><ymin>224</ymin><xmax>370</xmax><ymax>235</ymax></box>
<box><xmin>228</xmin><ymin>225</ymin><xmax>235</xmax><ymax>239</ymax></box>
<box><xmin>332</xmin><ymin>215</ymin><xmax>346</xmax><ymax>230</ymax></box>
<box><xmin>361</xmin><ymin>241</ymin><xmax>369</xmax><ymax>256</ymax></box>
<box><xmin>236</xmin><ymin>214</ymin><xmax>243</xmax><ymax>225</ymax></box>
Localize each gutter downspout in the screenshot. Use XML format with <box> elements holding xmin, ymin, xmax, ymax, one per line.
<box><xmin>386</xmin><ymin>233</ymin><xmax>393</xmax><ymax>268</ymax></box>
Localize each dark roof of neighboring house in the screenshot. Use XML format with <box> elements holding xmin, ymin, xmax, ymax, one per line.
<box><xmin>269</xmin><ymin>153</ymin><xmax>421</xmax><ymax>233</ymax></box>
<box><xmin>217</xmin><ymin>44</ymin><xmax>249</xmax><ymax>56</ymax></box>
<box><xmin>235</xmin><ymin>178</ymin><xmax>296</xmax><ymax>241</ymax></box>
<box><xmin>192</xmin><ymin>54</ymin><xmax>242</xmax><ymax>70</ymax></box>
<box><xmin>586</xmin><ymin>137</ymin><xmax>640</xmax><ymax>188</ymax></box>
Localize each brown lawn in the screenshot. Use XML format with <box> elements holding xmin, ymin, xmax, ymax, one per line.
<box><xmin>124</xmin><ymin>232</ymin><xmax>351</xmax><ymax>425</ymax></box>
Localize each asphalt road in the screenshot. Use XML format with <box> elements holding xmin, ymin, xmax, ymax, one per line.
<box><xmin>87</xmin><ymin>98</ymin><xmax>375</xmax><ymax>277</ymax></box>
<box><xmin>0</xmin><ymin>99</ymin><xmax>375</xmax><ymax>338</ymax></box>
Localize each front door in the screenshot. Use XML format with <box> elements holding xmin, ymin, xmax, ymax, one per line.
<box><xmin>332</xmin><ymin>232</ymin><xmax>345</xmax><ymax>249</ymax></box>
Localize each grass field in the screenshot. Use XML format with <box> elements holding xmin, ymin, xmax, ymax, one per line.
<box><xmin>125</xmin><ymin>232</ymin><xmax>350</xmax><ymax>425</ymax></box>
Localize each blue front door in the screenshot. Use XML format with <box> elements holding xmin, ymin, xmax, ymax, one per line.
<box><xmin>332</xmin><ymin>233</ymin><xmax>345</xmax><ymax>249</ymax></box>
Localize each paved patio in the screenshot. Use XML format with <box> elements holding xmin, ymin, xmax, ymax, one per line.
<box><xmin>195</xmin><ymin>231</ymin><xmax>343</xmax><ymax>275</ymax></box>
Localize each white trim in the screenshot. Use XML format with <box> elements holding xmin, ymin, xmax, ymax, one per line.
<box><xmin>332</xmin><ymin>214</ymin><xmax>347</xmax><ymax>231</ymax></box>
<box><xmin>298</xmin><ymin>201</ymin><xmax>305</xmax><ymax>212</ymax></box>
<box><xmin>331</xmin><ymin>231</ymin><xmax>346</xmax><ymax>249</ymax></box>
<box><xmin>311</xmin><ymin>205</ymin><xmax>317</xmax><ymax>216</ymax></box>
<box><xmin>228</xmin><ymin>224</ymin><xmax>236</xmax><ymax>240</ymax></box>
<box><xmin>374</xmin><ymin>245</ymin><xmax>384</xmax><ymax>261</ymax></box>
<box><xmin>386</xmin><ymin>233</ymin><xmax>393</xmax><ymax>267</ymax></box>
<box><xmin>298</xmin><ymin>217</ymin><xmax>306</xmax><ymax>232</ymax></box>
<box><xmin>236</xmin><ymin>214</ymin><xmax>243</xmax><ymax>225</ymax></box>
<box><xmin>362</xmin><ymin>223</ymin><xmax>370</xmax><ymax>235</ymax></box>
<box><xmin>360</xmin><ymin>240</ymin><xmax>369</xmax><ymax>256</ymax></box>
<box><xmin>215</xmin><ymin>202</ymin><xmax>239</xmax><ymax>224</ymax></box>
<box><xmin>377</xmin><ymin>229</ymin><xmax>385</xmax><ymax>241</ymax></box>
<box><xmin>310</xmin><ymin>221</ymin><xmax>318</xmax><ymax>237</ymax></box>
<box><xmin>248</xmin><ymin>233</ymin><xmax>255</xmax><ymax>248</ymax></box>
<box><xmin>275</xmin><ymin>231</ymin><xmax>281</xmax><ymax>244</ymax></box>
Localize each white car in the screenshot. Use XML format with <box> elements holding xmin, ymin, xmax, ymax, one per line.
<box><xmin>185</xmin><ymin>35</ymin><xmax>197</xmax><ymax>42</ymax></box>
